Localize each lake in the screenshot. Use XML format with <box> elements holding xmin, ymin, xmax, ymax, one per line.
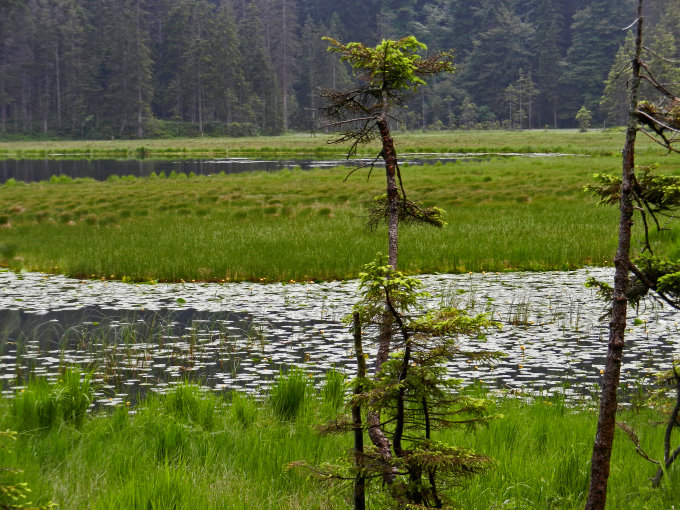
<box><xmin>0</xmin><ymin>152</ymin><xmax>582</xmax><ymax>183</ymax></box>
<box><xmin>1</xmin><ymin>267</ymin><xmax>677</xmax><ymax>405</ymax></box>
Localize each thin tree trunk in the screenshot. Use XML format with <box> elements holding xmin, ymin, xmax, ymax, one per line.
<box><xmin>198</xmin><ymin>69</ymin><xmax>203</xmax><ymax>136</ymax></box>
<box><xmin>365</xmin><ymin>95</ymin><xmax>400</xmax><ymax>484</ymax></box>
<box><xmin>386</xmin><ymin>292</ymin><xmax>423</xmax><ymax>506</ymax></box>
<box><xmin>652</xmin><ymin>371</ymin><xmax>680</xmax><ymax>487</ymax></box>
<box><xmin>374</xmin><ymin>114</ymin><xmax>399</xmax><ymax>369</ymax></box>
<box><xmin>43</xmin><ymin>70</ymin><xmax>49</xmax><ymax>133</ymax></box>
<box><xmin>519</xmin><ymin>83</ymin><xmax>523</xmax><ymax>129</ymax></box>
<box><xmin>378</xmin><ymin>132</ymin><xmax>399</xmax><ymax>267</ymax></box>
<box><xmin>0</xmin><ymin>63</ymin><xmax>6</xmax><ymax>133</ymax></box>
<box><xmin>138</xmin><ymin>86</ymin><xmax>144</xmax><ymax>138</ymax></box>
<box><xmin>352</xmin><ymin>313</ymin><xmax>366</xmax><ymax>510</ymax></box>
<box><xmin>136</xmin><ymin>0</ymin><xmax>144</xmax><ymax>138</ymax></box>
<box><xmin>585</xmin><ymin>3</ymin><xmax>642</xmax><ymax>508</ymax></box>
<box><xmin>392</xmin><ymin>331</ymin><xmax>410</xmax><ymax>458</ymax></box>
<box><xmin>281</xmin><ymin>0</ymin><xmax>288</xmax><ymax>132</ymax></box>
<box><xmin>55</xmin><ymin>40</ymin><xmax>61</xmax><ymax>130</ymax></box>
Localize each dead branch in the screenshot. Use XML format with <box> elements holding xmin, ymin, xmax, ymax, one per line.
<box><xmin>616</xmin><ymin>422</ymin><xmax>660</xmax><ymax>466</ymax></box>
<box><xmin>642</xmin><ymin>46</ymin><xmax>680</xmax><ymax>64</ymax></box>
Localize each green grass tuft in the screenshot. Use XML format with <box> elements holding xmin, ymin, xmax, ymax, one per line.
<box><xmin>11</xmin><ymin>368</ymin><xmax>93</xmax><ymax>431</ymax></box>
<box><xmin>269</xmin><ymin>367</ymin><xmax>309</xmax><ymax>420</ymax></box>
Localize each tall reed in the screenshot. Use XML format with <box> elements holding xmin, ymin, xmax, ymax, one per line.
<box><xmin>1</xmin><ymin>383</ymin><xmax>678</xmax><ymax>508</ymax></box>
<box><xmin>268</xmin><ymin>367</ymin><xmax>309</xmax><ymax>420</ymax></box>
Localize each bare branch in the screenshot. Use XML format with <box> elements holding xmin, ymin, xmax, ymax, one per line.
<box><xmin>639</xmin><ymin>62</ymin><xmax>678</xmax><ymax>101</ymax></box>
<box><xmin>616</xmin><ymin>422</ymin><xmax>660</xmax><ymax>465</ymax></box>
<box><xmin>636</xmin><ymin>108</ymin><xmax>680</xmax><ymax>152</ymax></box>
<box><xmin>642</xmin><ymin>46</ymin><xmax>680</xmax><ymax>64</ymax></box>
<box><xmin>622</xmin><ymin>17</ymin><xmax>640</xmax><ymax>31</ymax></box>
<box><xmin>319</xmin><ymin>116</ymin><xmax>379</xmax><ymax>128</ymax></box>
<box><xmin>627</xmin><ymin>260</ymin><xmax>680</xmax><ymax>310</ymax></box>
<box><xmin>343</xmin><ymin>152</ymin><xmax>384</xmax><ymax>183</ymax></box>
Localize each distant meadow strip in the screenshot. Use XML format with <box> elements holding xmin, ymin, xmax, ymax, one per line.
<box><xmin>1</xmin><ymin>152</ymin><xmax>679</xmax><ymax>281</ymax></box>
<box><xmin>0</xmin><ymin>129</ymin><xmax>671</xmax><ymax>160</ymax></box>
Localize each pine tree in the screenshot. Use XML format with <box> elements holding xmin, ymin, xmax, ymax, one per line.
<box><xmin>206</xmin><ymin>1</ymin><xmax>244</xmax><ymax>128</ymax></box>
<box><xmin>462</xmin><ymin>4</ymin><xmax>535</xmax><ymax>119</ymax></box>
<box><xmin>561</xmin><ymin>0</ymin><xmax>632</xmax><ymax>125</ymax></box>
<box><xmin>531</xmin><ymin>0</ymin><xmax>565</xmax><ymax>127</ymax></box>
<box><xmin>91</xmin><ymin>0</ymin><xmax>153</xmax><ymax>137</ymax></box>
<box><xmin>600</xmin><ymin>32</ymin><xmax>635</xmax><ymax>126</ymax></box>
<box><xmin>259</xmin><ymin>0</ymin><xmax>300</xmax><ymax>132</ymax></box>
<box><xmin>239</xmin><ymin>1</ymin><xmax>281</xmax><ymax>134</ymax></box>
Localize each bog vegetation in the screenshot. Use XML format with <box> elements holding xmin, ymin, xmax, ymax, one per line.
<box><xmin>0</xmin><ymin>155</ymin><xmax>653</xmax><ymax>282</ymax></box>
<box><xmin>1</xmin><ymin>373</ymin><xmax>680</xmax><ymax>509</ymax></box>
<box><xmin>1</xmin><ymin>134</ymin><xmax>679</xmax><ymax>282</ymax></box>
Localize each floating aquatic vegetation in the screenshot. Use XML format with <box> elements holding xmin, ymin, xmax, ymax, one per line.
<box><xmin>0</xmin><ymin>268</ymin><xmax>679</xmax><ymax>403</ymax></box>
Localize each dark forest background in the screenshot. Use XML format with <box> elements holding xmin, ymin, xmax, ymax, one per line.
<box><xmin>1</xmin><ymin>0</ymin><xmax>679</xmax><ymax>138</ymax></box>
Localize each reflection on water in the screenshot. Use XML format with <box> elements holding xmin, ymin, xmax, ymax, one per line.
<box><xmin>0</xmin><ymin>152</ymin><xmax>581</xmax><ymax>183</ymax></box>
<box><xmin>1</xmin><ymin>267</ymin><xmax>677</xmax><ymax>404</ymax></box>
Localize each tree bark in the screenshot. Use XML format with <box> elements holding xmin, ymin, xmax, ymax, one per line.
<box><xmin>377</xmin><ymin>118</ymin><xmax>399</xmax><ymax>270</ymax></box>
<box><xmin>136</xmin><ymin>0</ymin><xmax>145</xmax><ymax>138</ymax></box>
<box><xmin>281</xmin><ymin>0</ymin><xmax>288</xmax><ymax>132</ymax></box>
<box><xmin>365</xmin><ymin>100</ymin><xmax>400</xmax><ymax>484</ymax></box>
<box><xmin>585</xmin><ymin>3</ymin><xmax>642</xmax><ymax>509</ymax></box>
<box><xmin>352</xmin><ymin>313</ymin><xmax>366</xmax><ymax>510</ymax></box>
<box><xmin>652</xmin><ymin>370</ymin><xmax>680</xmax><ymax>487</ymax></box>
<box><xmin>55</xmin><ymin>40</ymin><xmax>62</xmax><ymax>130</ymax></box>
<box><xmin>0</xmin><ymin>59</ymin><xmax>6</xmax><ymax>133</ymax></box>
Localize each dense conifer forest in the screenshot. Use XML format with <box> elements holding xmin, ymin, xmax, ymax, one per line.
<box><xmin>0</xmin><ymin>0</ymin><xmax>678</xmax><ymax>138</ymax></box>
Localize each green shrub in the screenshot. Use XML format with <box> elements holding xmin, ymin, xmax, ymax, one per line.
<box><xmin>0</xmin><ymin>243</ymin><xmax>17</xmax><ymax>260</ymax></box>
<box><xmin>84</xmin><ymin>214</ymin><xmax>98</xmax><ymax>225</ymax></box>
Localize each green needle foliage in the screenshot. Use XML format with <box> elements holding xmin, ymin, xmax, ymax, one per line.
<box><xmin>298</xmin><ymin>256</ymin><xmax>503</xmax><ymax>508</ymax></box>
<box><xmin>585</xmin><ymin>165</ymin><xmax>680</xmax><ymax>308</ymax></box>
<box><xmin>324</xmin><ymin>36</ymin><xmax>453</xmax><ymax>94</ymax></box>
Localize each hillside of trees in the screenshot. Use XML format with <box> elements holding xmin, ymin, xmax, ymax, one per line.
<box><xmin>1</xmin><ymin>0</ymin><xmax>679</xmax><ymax>138</ymax></box>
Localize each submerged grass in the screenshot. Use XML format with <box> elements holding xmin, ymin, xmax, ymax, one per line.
<box><xmin>3</xmin><ymin>154</ymin><xmax>679</xmax><ymax>281</ymax></box>
<box><xmin>3</xmin><ymin>378</ymin><xmax>680</xmax><ymax>509</ymax></box>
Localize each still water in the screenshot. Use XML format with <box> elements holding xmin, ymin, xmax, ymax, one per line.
<box><xmin>1</xmin><ymin>268</ymin><xmax>678</xmax><ymax>405</ymax></box>
<box><xmin>0</xmin><ymin>152</ymin><xmax>579</xmax><ymax>183</ymax></box>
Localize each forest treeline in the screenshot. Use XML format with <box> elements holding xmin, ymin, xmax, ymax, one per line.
<box><xmin>0</xmin><ymin>0</ymin><xmax>679</xmax><ymax>139</ymax></box>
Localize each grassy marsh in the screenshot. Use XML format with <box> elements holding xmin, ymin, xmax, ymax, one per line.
<box><xmin>3</xmin><ymin>377</ymin><xmax>680</xmax><ymax>509</ymax></box>
<box><xmin>2</xmin><ymin>154</ymin><xmax>680</xmax><ymax>281</ymax></box>
<box><xmin>0</xmin><ymin>129</ymin><xmax>668</xmax><ymax>159</ymax></box>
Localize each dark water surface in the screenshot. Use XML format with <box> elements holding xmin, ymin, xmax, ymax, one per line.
<box><xmin>1</xmin><ymin>268</ymin><xmax>678</xmax><ymax>405</ymax></box>
<box><xmin>0</xmin><ymin>152</ymin><xmax>578</xmax><ymax>183</ymax></box>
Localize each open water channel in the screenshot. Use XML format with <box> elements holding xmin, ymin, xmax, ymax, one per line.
<box><xmin>0</xmin><ymin>152</ymin><xmax>581</xmax><ymax>183</ymax></box>
<box><xmin>1</xmin><ymin>267</ymin><xmax>679</xmax><ymax>406</ymax></box>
